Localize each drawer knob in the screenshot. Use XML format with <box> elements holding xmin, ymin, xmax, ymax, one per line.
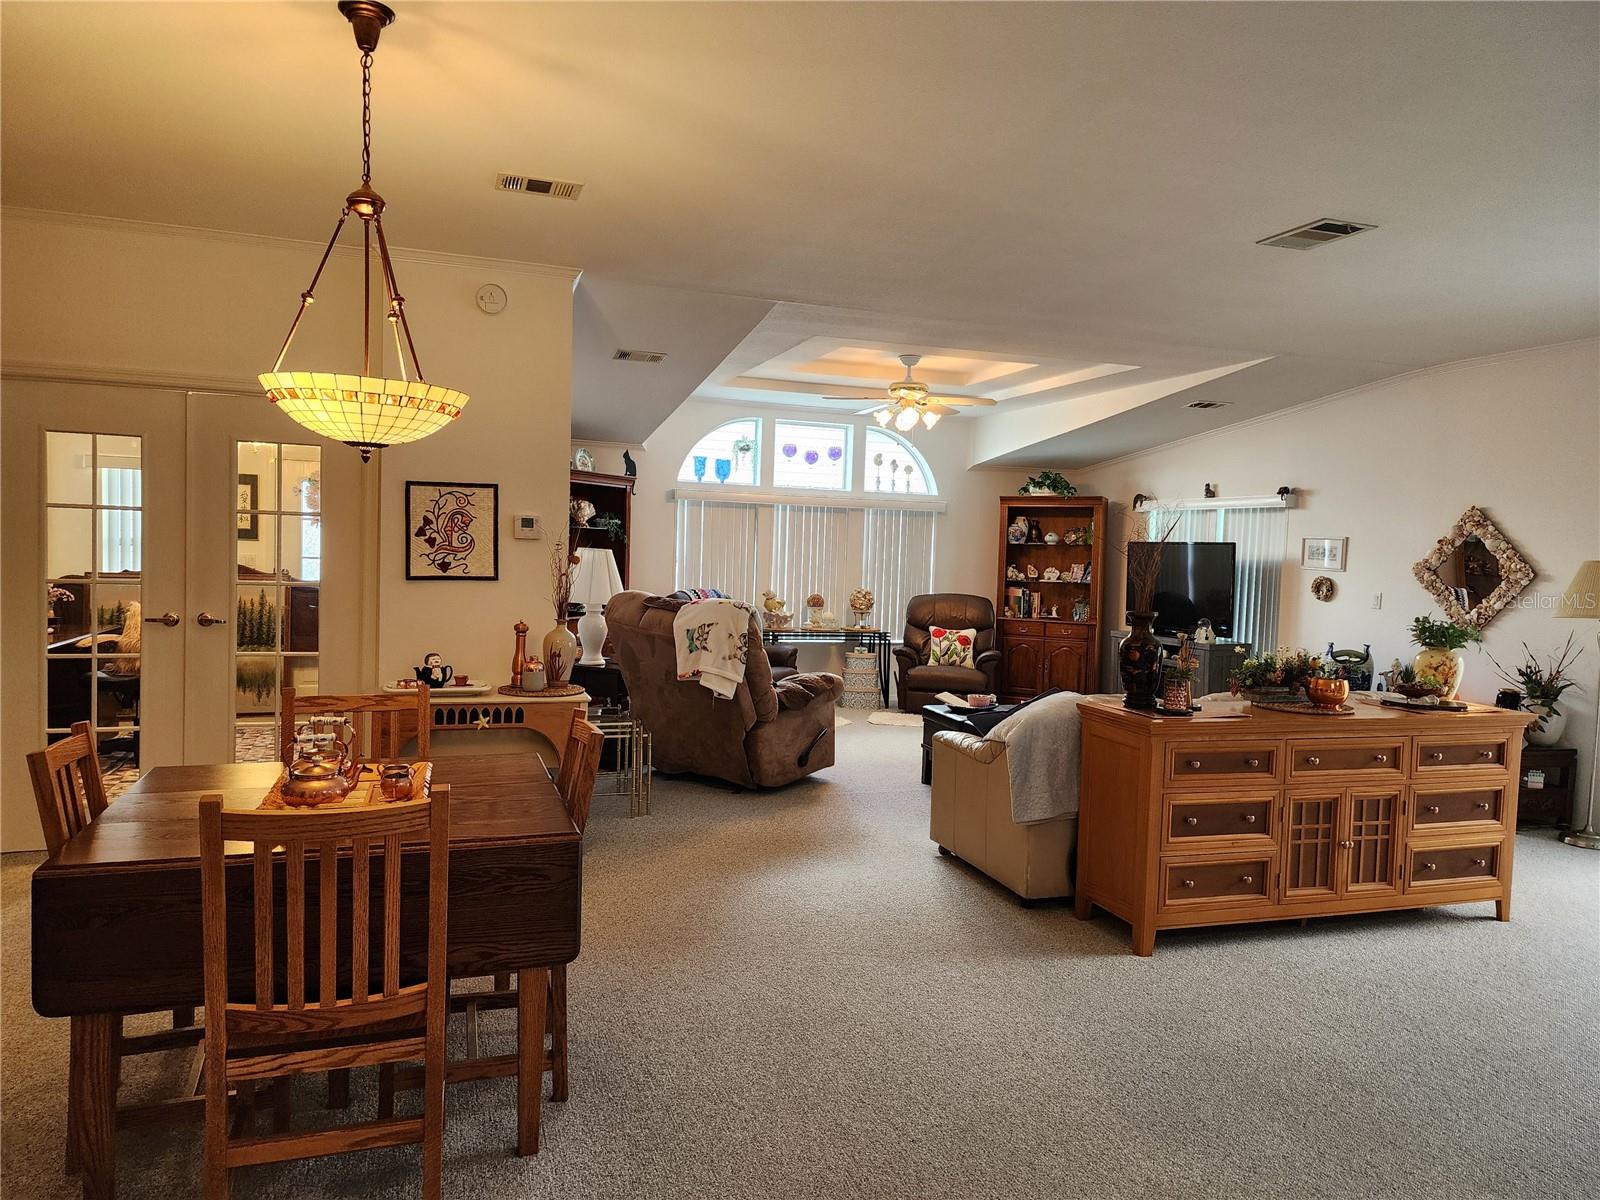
<box><xmin>1306</xmin><ymin>756</ymin><xmax>1321</xmax><ymax>766</ymax></box>
<box><xmin>1374</xmin><ymin>753</ymin><xmax>1389</xmax><ymax>764</ymax></box>
<box><xmin>1181</xmin><ymin>878</ymin><xmax>1196</xmax><ymax>888</ymax></box>
<box><xmin>1479</xmin><ymin>750</ymin><xmax>1495</xmax><ymax>760</ymax></box>
<box><xmin>1429</xmin><ymin>752</ymin><xmax>1445</xmax><ymax>762</ymax></box>
<box><xmin>1187</xmin><ymin>760</ymin><xmax>1202</xmax><ymax>769</ymax></box>
<box><xmin>1185</xmin><ymin>816</ymin><xmax>1200</xmax><ymax>826</ymax></box>
<box><xmin>1245</xmin><ymin>757</ymin><xmax>1261</xmax><ymax>768</ymax></box>
<box><xmin>1240</xmin><ymin>874</ymin><xmax>1254</xmax><ymax>884</ymax></box>
<box><xmin>1475</xmin><ymin>801</ymin><xmax>1491</xmax><ymax>811</ymax></box>
<box><xmin>1423</xmin><ymin>861</ymin><xmax>1438</xmax><ymax>871</ymax></box>
<box><xmin>1426</xmin><ymin>805</ymin><xmax>1441</xmax><ymax>814</ymax></box>
<box><xmin>1243</xmin><ymin>814</ymin><xmax>1257</xmax><ymax>824</ymax></box>
<box><xmin>1471</xmin><ymin>857</ymin><xmax>1488</xmax><ymax>867</ymax></box>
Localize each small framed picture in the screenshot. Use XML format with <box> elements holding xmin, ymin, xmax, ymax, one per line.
<box><xmin>237</xmin><ymin>474</ymin><xmax>259</xmax><ymax>540</ymax></box>
<box><xmin>1301</xmin><ymin>537</ymin><xmax>1348</xmax><ymax>572</ymax></box>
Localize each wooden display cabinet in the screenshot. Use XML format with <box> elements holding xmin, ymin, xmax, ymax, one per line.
<box><xmin>994</xmin><ymin>495</ymin><xmax>1106</xmax><ymax>699</ymax></box>
<box><xmin>570</xmin><ymin>469</ymin><xmax>635</xmax><ymax>587</ymax></box>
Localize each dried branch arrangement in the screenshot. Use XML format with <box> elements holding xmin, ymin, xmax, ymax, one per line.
<box><xmin>549</xmin><ymin>535</ymin><xmax>578</xmax><ymax>619</ymax></box>
<box><xmin>1119</xmin><ymin>507</ymin><xmax>1181</xmax><ymax>613</ymax></box>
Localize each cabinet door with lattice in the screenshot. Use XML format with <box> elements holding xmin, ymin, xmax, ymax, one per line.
<box><xmin>1283</xmin><ymin>790</ymin><xmax>1341</xmax><ymax>903</ymax></box>
<box><xmin>1342</xmin><ymin>789</ymin><xmax>1401</xmax><ymax>898</ymax></box>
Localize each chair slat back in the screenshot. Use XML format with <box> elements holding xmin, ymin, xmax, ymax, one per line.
<box><xmin>557</xmin><ymin>719</ymin><xmax>606</xmax><ymax>834</ymax></box>
<box><xmin>27</xmin><ymin>721</ymin><xmax>110</xmax><ymax>856</ymax></box>
<box><xmin>198</xmin><ymin>787</ymin><xmax>450</xmax><ymax>1045</ymax></box>
<box><xmin>280</xmin><ymin>687</ymin><xmax>431</xmax><ymax>766</ymax></box>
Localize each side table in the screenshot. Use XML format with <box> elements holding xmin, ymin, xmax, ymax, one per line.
<box><xmin>919</xmin><ymin>701</ymin><xmax>1020</xmax><ymax>785</ymax></box>
<box><xmin>1517</xmin><ymin>745</ymin><xmax>1579</xmax><ymax>828</ymax></box>
<box><xmin>572</xmin><ymin>659</ymin><xmax>628</xmax><ymax>711</ymax></box>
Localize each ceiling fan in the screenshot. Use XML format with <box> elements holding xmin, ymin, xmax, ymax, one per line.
<box><xmin>822</xmin><ymin>354</ymin><xmax>998</xmax><ymax>432</ymax></box>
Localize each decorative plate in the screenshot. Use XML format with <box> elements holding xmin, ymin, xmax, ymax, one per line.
<box><xmin>1253</xmin><ymin>700</ymin><xmax>1355</xmax><ymax>716</ymax></box>
<box><xmin>573</xmin><ymin>447</ymin><xmax>596</xmax><ymax>472</ymax></box>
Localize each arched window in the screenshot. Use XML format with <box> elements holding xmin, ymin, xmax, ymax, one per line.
<box><xmin>677</xmin><ymin>418</ymin><xmax>759</xmax><ymax>486</ymax></box>
<box><xmin>863</xmin><ymin>427</ymin><xmax>936</xmax><ymax>495</ymax></box>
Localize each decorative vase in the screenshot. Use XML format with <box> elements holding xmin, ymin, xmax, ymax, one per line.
<box><xmin>1119</xmin><ymin>612</ymin><xmax>1164</xmax><ymax>710</ymax></box>
<box><xmin>1413</xmin><ymin>646</ymin><xmax>1467</xmax><ymax>700</ymax></box>
<box><xmin>1524</xmin><ymin>702</ymin><xmax>1567</xmax><ymax>747</ymax></box>
<box><xmin>1306</xmin><ymin>678</ymin><xmax>1351</xmax><ymax>710</ymax></box>
<box><xmin>1161</xmin><ymin>675</ymin><xmax>1193</xmax><ymax>712</ymax></box>
<box><xmin>543</xmin><ymin>620</ymin><xmax>578</xmax><ymax>687</ymax></box>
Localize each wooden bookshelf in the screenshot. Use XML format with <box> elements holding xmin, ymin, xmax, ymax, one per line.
<box><xmin>994</xmin><ymin>494</ymin><xmax>1107</xmax><ymax>701</ymax></box>
<box><xmin>570</xmin><ymin>469</ymin><xmax>635</xmax><ymax>587</ymax></box>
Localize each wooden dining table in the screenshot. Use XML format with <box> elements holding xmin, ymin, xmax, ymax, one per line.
<box><xmin>31</xmin><ymin>754</ymin><xmax>582</xmax><ymax>1200</ymax></box>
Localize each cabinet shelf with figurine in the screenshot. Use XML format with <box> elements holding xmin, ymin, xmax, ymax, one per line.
<box><xmin>995</xmin><ymin>495</ymin><xmax>1107</xmax><ymax>700</ymax></box>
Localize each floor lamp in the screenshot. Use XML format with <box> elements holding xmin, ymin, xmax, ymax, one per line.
<box><xmin>1556</xmin><ymin>559</ymin><xmax>1600</xmax><ymax>849</ymax></box>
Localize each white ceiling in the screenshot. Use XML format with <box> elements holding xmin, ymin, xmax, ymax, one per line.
<box><xmin>4</xmin><ymin>2</ymin><xmax>1596</xmax><ymax>458</ymax></box>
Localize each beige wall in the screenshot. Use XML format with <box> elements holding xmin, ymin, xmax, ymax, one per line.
<box><xmin>1076</xmin><ymin>338</ymin><xmax>1600</xmax><ymax>821</ymax></box>
<box><xmin>0</xmin><ymin>209</ymin><xmax>575</xmax><ymax>850</ymax></box>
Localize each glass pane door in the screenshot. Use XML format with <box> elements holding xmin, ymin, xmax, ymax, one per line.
<box><xmin>234</xmin><ymin>441</ymin><xmax>322</xmax><ymax>761</ymax></box>
<box><xmin>44</xmin><ymin>432</ymin><xmax>147</xmax><ymax>795</ymax></box>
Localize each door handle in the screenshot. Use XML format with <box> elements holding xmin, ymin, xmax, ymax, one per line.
<box><xmin>144</xmin><ymin>611</ymin><xmax>181</xmax><ymax>627</ymax></box>
<box><xmin>195</xmin><ymin>611</ymin><xmax>227</xmax><ymax>627</ymax></box>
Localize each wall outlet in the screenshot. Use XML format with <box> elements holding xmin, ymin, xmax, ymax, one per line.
<box><xmin>1371</xmin><ymin>591</ymin><xmax>1383</xmax><ymax>610</ymax></box>
<box><xmin>513</xmin><ymin>513</ymin><xmax>542</xmax><ymax>540</ymax></box>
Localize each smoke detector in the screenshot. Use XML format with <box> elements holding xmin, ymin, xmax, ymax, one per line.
<box><xmin>613</xmin><ymin>349</ymin><xmax>667</xmax><ymax>364</ymax></box>
<box><xmin>1257</xmin><ymin>218</ymin><xmax>1375</xmax><ymax>250</ymax></box>
<box><xmin>495</xmin><ymin>173</ymin><xmax>584</xmax><ymax>200</ymax></box>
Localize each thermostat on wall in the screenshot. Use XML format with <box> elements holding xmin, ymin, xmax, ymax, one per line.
<box><xmin>513</xmin><ymin>513</ymin><xmax>542</xmax><ymax>540</ymax></box>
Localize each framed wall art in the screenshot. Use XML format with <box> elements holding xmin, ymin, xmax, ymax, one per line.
<box><xmin>237</xmin><ymin>474</ymin><xmax>259</xmax><ymax>540</ymax></box>
<box><xmin>1300</xmin><ymin>537</ymin><xmax>1347</xmax><ymax>572</ymax></box>
<box><xmin>405</xmin><ymin>480</ymin><xmax>499</xmax><ymax>580</ymax></box>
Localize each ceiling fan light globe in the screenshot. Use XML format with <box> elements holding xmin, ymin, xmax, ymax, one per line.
<box><xmin>894</xmin><ymin>407</ymin><xmax>920</xmax><ymax>432</ymax></box>
<box><xmin>872</xmin><ymin>407</ymin><xmax>893</xmax><ymax>427</ymax></box>
<box><xmin>921</xmin><ymin>410</ymin><xmax>941</xmax><ymax>430</ymax></box>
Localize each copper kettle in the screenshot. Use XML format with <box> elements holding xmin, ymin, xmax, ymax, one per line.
<box><xmin>283</xmin><ymin>721</ymin><xmax>357</xmax><ymax>806</ymax></box>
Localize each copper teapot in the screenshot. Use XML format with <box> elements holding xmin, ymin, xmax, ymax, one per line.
<box><xmin>282</xmin><ymin>720</ymin><xmax>358</xmax><ymax>806</ymax></box>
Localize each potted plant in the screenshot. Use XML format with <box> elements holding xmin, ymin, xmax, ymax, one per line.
<box><xmin>1305</xmin><ymin>660</ymin><xmax>1351</xmax><ymax>711</ymax></box>
<box><xmin>1229</xmin><ymin>648</ymin><xmax>1321</xmax><ymax>704</ymax></box>
<box><xmin>1489</xmin><ymin>634</ymin><xmax>1583</xmax><ymax>746</ymax></box>
<box><xmin>1409</xmin><ymin>614</ymin><xmax>1482</xmax><ymax>700</ymax></box>
<box><xmin>1021</xmin><ymin>470</ymin><xmax>1077</xmax><ymax>497</ymax></box>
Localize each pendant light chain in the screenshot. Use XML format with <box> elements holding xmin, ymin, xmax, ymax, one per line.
<box><xmin>360</xmin><ymin>51</ymin><xmax>373</xmax><ymax>185</ymax></box>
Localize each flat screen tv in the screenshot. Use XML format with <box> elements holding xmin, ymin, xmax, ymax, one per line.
<box><xmin>1126</xmin><ymin>541</ymin><xmax>1237</xmax><ymax>638</ymax></box>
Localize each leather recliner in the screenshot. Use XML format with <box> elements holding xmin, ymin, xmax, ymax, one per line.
<box><xmin>606</xmin><ymin>591</ymin><xmax>845</xmax><ymax>788</ymax></box>
<box><xmin>894</xmin><ymin>594</ymin><xmax>1000</xmax><ymax>712</ymax></box>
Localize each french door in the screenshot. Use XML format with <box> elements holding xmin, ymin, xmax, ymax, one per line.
<box><xmin>5</xmin><ymin>381</ymin><xmax>362</xmax><ymax>830</ymax></box>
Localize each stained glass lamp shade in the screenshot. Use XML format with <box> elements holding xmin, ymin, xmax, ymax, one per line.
<box><xmin>260</xmin><ymin>1</ymin><xmax>468</xmax><ymax>462</ymax></box>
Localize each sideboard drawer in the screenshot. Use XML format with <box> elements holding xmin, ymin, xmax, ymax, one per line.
<box><xmin>1411</xmin><ymin>786</ymin><xmax>1506</xmax><ymax>832</ymax></box>
<box><xmin>1407</xmin><ymin>843</ymin><xmax>1501</xmax><ymax>890</ymax></box>
<box><xmin>1003</xmin><ymin>620</ymin><xmax>1044</xmax><ymax>639</ymax></box>
<box><xmin>1414</xmin><ymin>737</ymin><xmax>1510</xmax><ymax>773</ymax></box>
<box><xmin>1161</xmin><ymin>856</ymin><xmax>1273</xmax><ymax>908</ymax></box>
<box><xmin>1287</xmin><ymin>738</ymin><xmax>1404</xmax><ymax>779</ymax></box>
<box><xmin>1046</xmin><ymin>622</ymin><xmax>1091</xmax><ymax>641</ymax></box>
<box><xmin>1166</xmin><ymin>743</ymin><xmax>1279</xmax><ymax>784</ymax></box>
<box><xmin>1165</xmin><ymin>793</ymin><xmax>1276</xmax><ymax>848</ymax></box>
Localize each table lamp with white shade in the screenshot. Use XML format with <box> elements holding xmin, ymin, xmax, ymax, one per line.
<box><xmin>1555</xmin><ymin>559</ymin><xmax>1600</xmax><ymax>849</ymax></box>
<box><xmin>571</xmin><ymin>547</ymin><xmax>624</xmax><ymax>667</ymax></box>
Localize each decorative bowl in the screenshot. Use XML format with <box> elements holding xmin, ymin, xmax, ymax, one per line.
<box><xmin>966</xmin><ymin>694</ymin><xmax>996</xmax><ymax>709</ymax></box>
<box><xmin>1393</xmin><ymin>680</ymin><xmax>1448</xmax><ymax>700</ymax></box>
<box><xmin>1306</xmin><ymin>678</ymin><xmax>1351</xmax><ymax>710</ymax></box>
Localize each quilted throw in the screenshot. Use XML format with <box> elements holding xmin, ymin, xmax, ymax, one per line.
<box><xmin>672</xmin><ymin>598</ymin><xmax>755</xmax><ymax>699</ymax></box>
<box><xmin>927</xmin><ymin>625</ymin><xmax>977</xmax><ymax>668</ymax></box>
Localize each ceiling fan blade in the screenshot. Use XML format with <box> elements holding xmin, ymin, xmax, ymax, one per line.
<box><xmin>925</xmin><ymin>394</ymin><xmax>998</xmax><ymax>407</ymax></box>
<box><xmin>821</xmin><ymin>394</ymin><xmax>888</xmax><ymax>402</ymax></box>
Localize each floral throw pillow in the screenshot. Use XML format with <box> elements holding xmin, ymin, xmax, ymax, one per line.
<box><xmin>927</xmin><ymin>626</ymin><xmax>977</xmax><ymax>668</ymax></box>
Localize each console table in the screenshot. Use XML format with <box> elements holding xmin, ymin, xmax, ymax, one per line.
<box><xmin>1075</xmin><ymin>695</ymin><xmax>1533</xmax><ymax>955</ymax></box>
<box><xmin>761</xmin><ymin>628</ymin><xmax>891</xmax><ymax>705</ymax></box>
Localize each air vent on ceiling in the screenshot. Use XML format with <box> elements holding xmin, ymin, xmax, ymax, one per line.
<box><xmin>495</xmin><ymin>173</ymin><xmax>584</xmax><ymax>200</ymax></box>
<box><xmin>1185</xmin><ymin>400</ymin><xmax>1229</xmax><ymax>410</ymax></box>
<box><xmin>613</xmin><ymin>349</ymin><xmax>667</xmax><ymax>364</ymax></box>
<box><xmin>1256</xmin><ymin>218</ymin><xmax>1375</xmax><ymax>250</ymax></box>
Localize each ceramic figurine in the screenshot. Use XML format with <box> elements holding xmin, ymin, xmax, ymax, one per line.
<box><xmin>1049</xmin><ymin>605</ymin><xmax>1060</xmax><ymax>618</ymax></box>
<box><xmin>414</xmin><ymin>651</ymin><xmax>453</xmax><ymax>688</ymax></box>
<box><xmin>1043</xmin><ymin>567</ymin><xmax>1061</xmax><ymax>582</ymax></box>
<box><xmin>1193</xmin><ymin>618</ymin><xmax>1216</xmax><ymax>645</ymax></box>
<box><xmin>1044</xmin><ymin>532</ymin><xmax>1061</xmax><ymax>546</ymax></box>
<box><xmin>1027</xmin><ymin>519</ymin><xmax>1043</xmax><ymax>543</ymax></box>
<box><xmin>1007</xmin><ymin>565</ymin><xmax>1025</xmax><ymax>581</ymax></box>
<box><xmin>1025</xmin><ymin>564</ymin><xmax>1039</xmax><ymax>580</ymax></box>
<box><xmin>622</xmin><ymin>449</ymin><xmax>637</xmax><ymax>477</ymax></box>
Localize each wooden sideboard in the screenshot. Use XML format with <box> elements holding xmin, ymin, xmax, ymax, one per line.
<box><xmin>1074</xmin><ymin>696</ymin><xmax>1533</xmax><ymax>955</ymax></box>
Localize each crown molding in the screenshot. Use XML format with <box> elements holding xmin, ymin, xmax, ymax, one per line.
<box><xmin>0</xmin><ymin>359</ymin><xmax>258</xmax><ymax>395</ymax></box>
<box><xmin>1</xmin><ymin>206</ymin><xmax>583</xmax><ymax>283</ymax></box>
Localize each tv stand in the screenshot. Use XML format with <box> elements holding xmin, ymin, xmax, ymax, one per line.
<box><xmin>1103</xmin><ymin>631</ymin><xmax>1253</xmax><ymax>696</ymax></box>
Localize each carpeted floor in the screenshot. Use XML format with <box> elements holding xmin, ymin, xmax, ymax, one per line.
<box><xmin>4</xmin><ymin>719</ymin><xmax>1598</xmax><ymax>1199</ymax></box>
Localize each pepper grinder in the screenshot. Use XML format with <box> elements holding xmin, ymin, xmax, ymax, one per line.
<box><xmin>511</xmin><ymin>620</ymin><xmax>529</xmax><ymax>689</ymax></box>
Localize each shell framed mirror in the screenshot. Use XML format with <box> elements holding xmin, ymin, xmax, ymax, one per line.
<box><xmin>1412</xmin><ymin>506</ymin><xmax>1534</xmax><ymax>629</ymax></box>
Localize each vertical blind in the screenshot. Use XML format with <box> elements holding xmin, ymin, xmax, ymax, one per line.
<box><xmin>771</xmin><ymin>504</ymin><xmax>853</xmax><ymax>615</ymax></box>
<box><xmin>674</xmin><ymin>500</ymin><xmax>760</xmax><ymax>602</ymax></box>
<box><xmin>1143</xmin><ymin>502</ymin><xmax>1287</xmax><ymax>651</ymax></box>
<box><xmin>861</xmin><ymin>508</ymin><xmax>936</xmax><ymax>633</ymax></box>
<box><xmin>97</xmin><ymin>467</ymin><xmax>143</xmax><ymax>574</ymax></box>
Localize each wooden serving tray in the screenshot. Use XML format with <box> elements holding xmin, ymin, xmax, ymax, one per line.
<box><xmin>261</xmin><ymin>761</ymin><xmax>433</xmax><ymax>810</ymax></box>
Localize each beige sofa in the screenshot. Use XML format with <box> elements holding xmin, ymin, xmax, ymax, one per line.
<box><xmin>607</xmin><ymin>591</ymin><xmax>844</xmax><ymax>788</ymax></box>
<box><xmin>930</xmin><ymin>730</ymin><xmax>1076</xmax><ymax>901</ymax></box>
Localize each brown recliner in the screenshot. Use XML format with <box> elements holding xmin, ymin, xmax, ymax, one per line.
<box><xmin>606</xmin><ymin>591</ymin><xmax>845</xmax><ymax>788</ymax></box>
<box><xmin>895</xmin><ymin>594</ymin><xmax>1000</xmax><ymax>712</ymax></box>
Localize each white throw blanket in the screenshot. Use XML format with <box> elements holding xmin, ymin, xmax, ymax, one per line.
<box><xmin>987</xmin><ymin>691</ymin><xmax>1083</xmax><ymax>824</ymax></box>
<box><xmin>673</xmin><ymin>598</ymin><xmax>755</xmax><ymax>699</ymax></box>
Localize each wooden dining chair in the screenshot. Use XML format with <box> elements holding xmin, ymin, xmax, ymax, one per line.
<box><xmin>28</xmin><ymin>722</ymin><xmax>207</xmax><ymax>1173</ymax></box>
<box><xmin>279</xmin><ymin>686</ymin><xmax>431</xmax><ymax>766</ymax></box>
<box><xmin>198</xmin><ymin>786</ymin><xmax>450</xmax><ymax>1200</ymax></box>
<box><xmin>545</xmin><ymin>718</ymin><xmax>604</xmax><ymax>1102</ymax></box>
